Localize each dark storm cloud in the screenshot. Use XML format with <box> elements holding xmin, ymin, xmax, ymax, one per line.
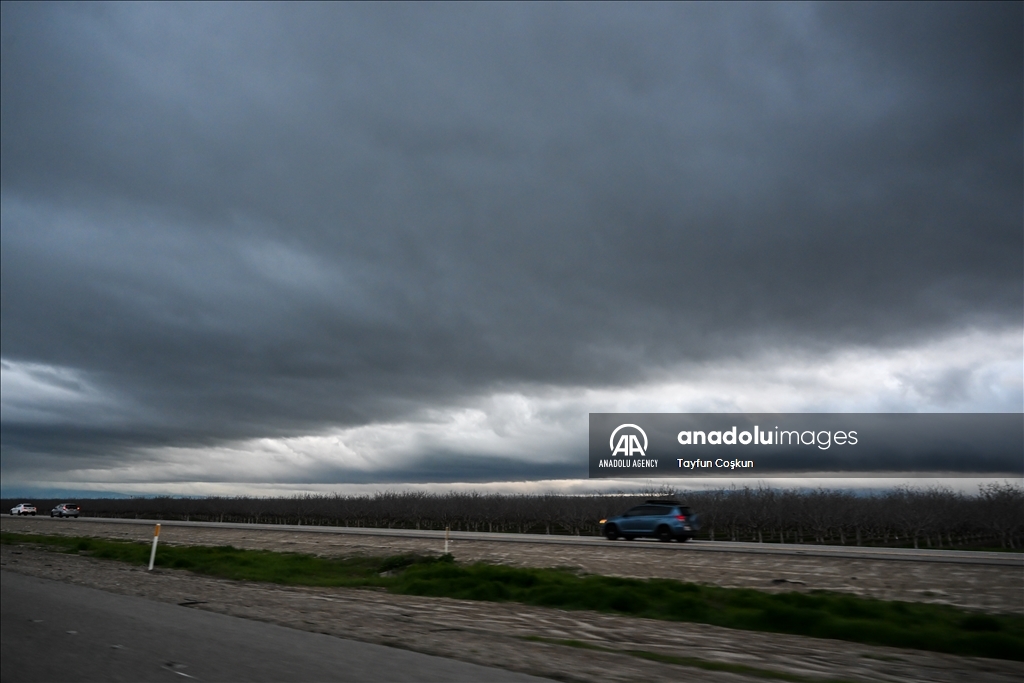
<box><xmin>1</xmin><ymin>3</ymin><xmax>1021</xmax><ymax>478</ymax></box>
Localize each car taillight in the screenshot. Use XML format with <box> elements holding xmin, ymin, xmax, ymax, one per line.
<box><xmin>676</xmin><ymin>515</ymin><xmax>687</xmax><ymax>521</ymax></box>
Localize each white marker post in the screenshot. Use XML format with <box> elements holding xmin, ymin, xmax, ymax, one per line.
<box><xmin>148</xmin><ymin>523</ymin><xmax>161</xmax><ymax>571</ymax></box>
<box><xmin>444</xmin><ymin>526</ymin><xmax>449</xmax><ymax>555</ymax></box>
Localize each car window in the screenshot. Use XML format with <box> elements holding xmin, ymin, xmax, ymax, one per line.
<box><xmin>628</xmin><ymin>505</ymin><xmax>667</xmax><ymax>516</ymax></box>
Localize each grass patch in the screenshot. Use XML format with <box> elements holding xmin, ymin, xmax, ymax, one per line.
<box><xmin>4</xmin><ymin>531</ymin><xmax>1022</xmax><ymax>661</ymax></box>
<box><xmin>388</xmin><ymin>560</ymin><xmax>1023</xmax><ymax>660</ymax></box>
<box><xmin>0</xmin><ymin>532</ymin><xmax>445</xmax><ymax>587</ymax></box>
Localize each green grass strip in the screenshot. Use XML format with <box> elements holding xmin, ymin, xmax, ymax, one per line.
<box><xmin>0</xmin><ymin>532</ymin><xmax>429</xmax><ymax>587</ymax></box>
<box><xmin>4</xmin><ymin>531</ymin><xmax>1021</xmax><ymax>661</ymax></box>
<box><xmin>521</xmin><ymin>636</ymin><xmax>855</xmax><ymax>682</ymax></box>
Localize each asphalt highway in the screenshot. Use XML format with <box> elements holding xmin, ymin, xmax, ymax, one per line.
<box><xmin>1</xmin><ymin>571</ymin><xmax>548</xmax><ymax>682</ymax></box>
<box><xmin>27</xmin><ymin>515</ymin><xmax>1022</xmax><ymax>566</ymax></box>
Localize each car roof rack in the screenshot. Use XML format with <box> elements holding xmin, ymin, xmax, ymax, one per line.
<box><xmin>645</xmin><ymin>499</ymin><xmax>682</xmax><ymax>505</ymax></box>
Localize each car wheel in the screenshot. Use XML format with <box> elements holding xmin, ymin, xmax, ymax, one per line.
<box><xmin>604</xmin><ymin>524</ymin><xmax>620</xmax><ymax>541</ymax></box>
<box><xmin>656</xmin><ymin>526</ymin><xmax>672</xmax><ymax>542</ymax></box>
<box><xmin>30</xmin><ymin>512</ymin><xmax>35</xmax><ymax>516</ymax></box>
<box><xmin>678</xmin><ymin>536</ymin><xmax>690</xmax><ymax>543</ymax></box>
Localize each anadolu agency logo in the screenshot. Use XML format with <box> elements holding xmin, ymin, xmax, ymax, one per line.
<box><xmin>610</xmin><ymin>424</ymin><xmax>648</xmax><ymax>457</ymax></box>
<box><xmin>599</xmin><ymin>423</ymin><xmax>659</xmax><ymax>469</ymax></box>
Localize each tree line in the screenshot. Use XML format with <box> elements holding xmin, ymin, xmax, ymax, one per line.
<box><xmin>5</xmin><ymin>483</ymin><xmax>1021</xmax><ymax>549</ymax></box>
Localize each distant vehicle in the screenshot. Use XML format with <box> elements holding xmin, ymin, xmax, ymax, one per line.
<box><xmin>51</xmin><ymin>503</ymin><xmax>80</xmax><ymax>518</ymax></box>
<box><xmin>601</xmin><ymin>499</ymin><xmax>700</xmax><ymax>542</ymax></box>
<box><xmin>10</xmin><ymin>503</ymin><xmax>37</xmax><ymax>516</ymax></box>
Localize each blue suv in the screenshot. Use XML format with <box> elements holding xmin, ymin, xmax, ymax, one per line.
<box><xmin>601</xmin><ymin>499</ymin><xmax>699</xmax><ymax>542</ymax></box>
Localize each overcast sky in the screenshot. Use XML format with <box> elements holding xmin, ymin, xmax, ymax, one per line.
<box><xmin>2</xmin><ymin>2</ymin><xmax>1021</xmax><ymax>497</ymax></box>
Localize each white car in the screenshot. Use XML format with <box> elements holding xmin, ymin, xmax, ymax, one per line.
<box><xmin>10</xmin><ymin>503</ymin><xmax>37</xmax><ymax>516</ymax></box>
<box><xmin>51</xmin><ymin>503</ymin><xmax>81</xmax><ymax>518</ymax></box>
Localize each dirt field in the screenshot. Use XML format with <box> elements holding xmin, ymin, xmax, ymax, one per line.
<box><xmin>3</xmin><ymin>517</ymin><xmax>1022</xmax><ymax>683</ymax></box>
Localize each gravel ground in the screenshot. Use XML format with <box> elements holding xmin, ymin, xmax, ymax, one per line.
<box><xmin>5</xmin><ymin>517</ymin><xmax>1021</xmax><ymax>614</ymax></box>
<box><xmin>2</xmin><ymin>518</ymin><xmax>1022</xmax><ymax>683</ymax></box>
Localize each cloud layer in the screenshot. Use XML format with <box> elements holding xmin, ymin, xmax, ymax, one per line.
<box><xmin>2</xmin><ymin>3</ymin><xmax>1021</xmax><ymax>491</ymax></box>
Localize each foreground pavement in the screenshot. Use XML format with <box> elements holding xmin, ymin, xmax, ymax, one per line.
<box><xmin>2</xmin><ymin>543</ymin><xmax>1019</xmax><ymax>683</ymax></box>
<box><xmin>1</xmin><ymin>571</ymin><xmax>547</xmax><ymax>683</ymax></box>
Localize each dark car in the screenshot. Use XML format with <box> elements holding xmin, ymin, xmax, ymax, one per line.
<box><xmin>601</xmin><ymin>499</ymin><xmax>700</xmax><ymax>542</ymax></box>
<box><xmin>50</xmin><ymin>503</ymin><xmax>80</xmax><ymax>518</ymax></box>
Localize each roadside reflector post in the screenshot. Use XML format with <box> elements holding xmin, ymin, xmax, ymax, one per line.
<box><xmin>148</xmin><ymin>523</ymin><xmax>161</xmax><ymax>571</ymax></box>
<box><xmin>445</xmin><ymin>526</ymin><xmax>449</xmax><ymax>555</ymax></box>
